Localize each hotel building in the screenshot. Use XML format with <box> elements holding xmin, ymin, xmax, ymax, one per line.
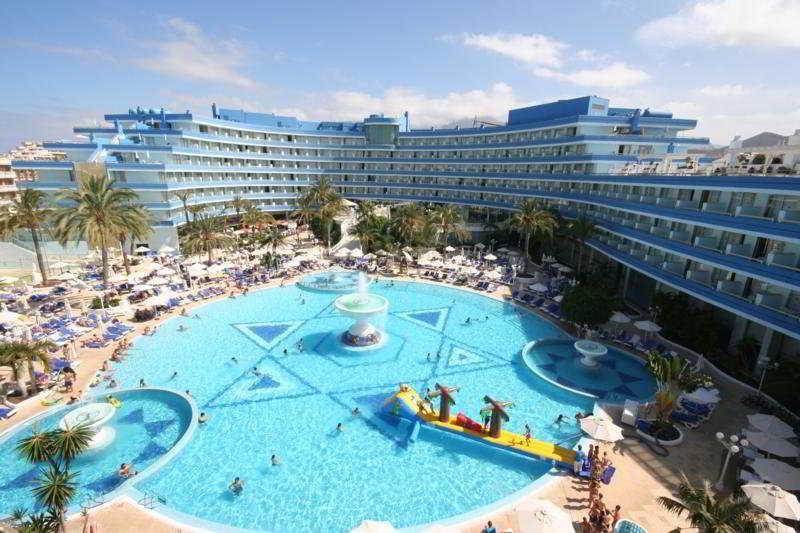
<box><xmin>12</xmin><ymin>96</ymin><xmax>800</xmax><ymax>361</ymax></box>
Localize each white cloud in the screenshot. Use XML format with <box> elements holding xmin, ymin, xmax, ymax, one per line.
<box><xmin>698</xmin><ymin>84</ymin><xmax>749</xmax><ymax>97</ymax></box>
<box><xmin>533</xmin><ymin>62</ymin><xmax>651</xmax><ymax>88</ymax></box>
<box><xmin>458</xmin><ymin>33</ymin><xmax>568</xmax><ymax>67</ymax></box>
<box><xmin>299</xmin><ymin>83</ymin><xmax>527</xmax><ymax>127</ymax></box>
<box><xmin>636</xmin><ymin>0</ymin><xmax>800</xmax><ymax>48</ymax></box>
<box><xmin>447</xmin><ymin>32</ymin><xmax>649</xmax><ymax>89</ymax></box>
<box><xmin>134</xmin><ymin>18</ymin><xmax>259</xmax><ymax>90</ymax></box>
<box><xmin>1</xmin><ymin>40</ymin><xmax>114</xmax><ymax>62</ymax></box>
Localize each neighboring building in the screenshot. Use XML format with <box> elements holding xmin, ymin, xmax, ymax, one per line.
<box><xmin>13</xmin><ymin>96</ymin><xmax>800</xmax><ymax>363</ymax></box>
<box><xmin>715</xmin><ymin>129</ymin><xmax>800</xmax><ymax>175</ymax></box>
<box><xmin>0</xmin><ymin>141</ymin><xmax>65</xmax><ymax>206</ymax></box>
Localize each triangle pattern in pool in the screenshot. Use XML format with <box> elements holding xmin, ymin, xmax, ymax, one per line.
<box><xmin>447</xmin><ymin>346</ymin><xmax>484</xmax><ymax>367</ymax></box>
<box><xmin>395</xmin><ymin>307</ymin><xmax>450</xmax><ymax>332</ymax></box>
<box><xmin>233</xmin><ymin>321</ymin><xmax>304</xmax><ymax>350</ymax></box>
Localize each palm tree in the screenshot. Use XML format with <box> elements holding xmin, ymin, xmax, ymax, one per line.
<box><xmin>355</xmin><ymin>200</ymin><xmax>377</xmax><ymax>223</ymax></box>
<box><xmin>242</xmin><ymin>205</ymin><xmax>276</xmax><ymax>234</ymax></box>
<box><xmin>0</xmin><ymin>340</ymin><xmax>54</xmax><ymax>397</ymax></box>
<box><xmin>657</xmin><ymin>474</ymin><xmax>767</xmax><ymax>532</ymax></box>
<box><xmin>390</xmin><ymin>203</ymin><xmax>426</xmax><ymax>245</ymax></box>
<box><xmin>0</xmin><ymin>189</ymin><xmax>54</xmax><ymax>283</ymax></box>
<box><xmin>181</xmin><ymin>213</ymin><xmax>235</xmax><ymax>263</ymax></box>
<box><xmin>302</xmin><ymin>176</ymin><xmax>345</xmax><ymax>253</ymax></box>
<box><xmin>431</xmin><ymin>204</ymin><xmax>469</xmax><ymax>246</ymax></box>
<box><xmin>353</xmin><ymin>215</ymin><xmax>390</xmax><ymax>253</ymax></box>
<box><xmin>17</xmin><ymin>424</ymin><xmax>93</xmax><ymax>532</ymax></box>
<box><xmin>118</xmin><ymin>207</ymin><xmax>152</xmax><ymax>275</ymax></box>
<box><xmin>318</xmin><ymin>197</ymin><xmax>345</xmax><ymax>252</ymax></box>
<box><xmin>510</xmin><ymin>199</ymin><xmax>557</xmax><ymax>270</ymax></box>
<box><xmin>646</xmin><ymin>353</ymin><xmax>697</xmax><ymax>423</ymax></box>
<box><xmin>173</xmin><ymin>191</ymin><xmax>194</xmax><ymax>224</ymax></box>
<box><xmin>568</xmin><ymin>216</ymin><xmax>595</xmax><ymax>274</ymax></box>
<box><xmin>52</xmin><ymin>174</ymin><xmax>148</xmax><ymax>283</ymax></box>
<box><xmin>290</xmin><ymin>195</ymin><xmax>315</xmax><ymax>244</ymax></box>
<box><xmin>228</xmin><ymin>195</ymin><xmax>252</xmax><ymax>226</ymax></box>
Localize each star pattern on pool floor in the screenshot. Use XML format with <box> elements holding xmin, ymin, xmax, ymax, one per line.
<box><xmin>233</xmin><ymin>321</ymin><xmax>305</xmax><ymax>350</ymax></box>
<box><xmin>394</xmin><ymin>307</ymin><xmax>450</xmax><ymax>332</ymax></box>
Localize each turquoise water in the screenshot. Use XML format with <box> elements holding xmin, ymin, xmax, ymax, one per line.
<box><xmin>3</xmin><ymin>279</ymin><xmax>597</xmax><ymax>531</ymax></box>
<box><xmin>298</xmin><ymin>270</ymin><xmax>366</xmax><ymax>292</ymax></box>
<box><xmin>523</xmin><ymin>340</ymin><xmax>657</xmax><ymax>402</ymax></box>
<box><xmin>0</xmin><ymin>389</ymin><xmax>191</xmax><ymax>515</ymax></box>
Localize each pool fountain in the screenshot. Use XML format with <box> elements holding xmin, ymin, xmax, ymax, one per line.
<box><xmin>573</xmin><ymin>340</ymin><xmax>608</xmax><ymax>367</ymax></box>
<box><xmin>334</xmin><ymin>273</ymin><xmax>389</xmax><ymax>347</ymax></box>
<box><xmin>59</xmin><ymin>402</ymin><xmax>117</xmax><ymax>450</ymax></box>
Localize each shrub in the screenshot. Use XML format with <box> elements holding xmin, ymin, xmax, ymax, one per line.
<box><xmin>133</xmin><ymin>308</ymin><xmax>155</xmax><ymax>322</ymax></box>
<box><xmin>89</xmin><ymin>296</ymin><xmax>120</xmax><ymax>309</ymax></box>
<box><xmin>561</xmin><ymin>284</ymin><xmax>615</xmax><ymax>328</ymax></box>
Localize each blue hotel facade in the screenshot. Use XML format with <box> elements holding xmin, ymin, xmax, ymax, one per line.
<box><xmin>13</xmin><ymin>96</ymin><xmax>800</xmax><ymax>362</ymax></box>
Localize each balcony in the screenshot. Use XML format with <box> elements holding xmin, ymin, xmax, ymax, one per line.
<box><xmin>725</xmin><ymin>243</ymin><xmax>755</xmax><ymax>259</ymax></box>
<box><xmin>766</xmin><ymin>252</ymin><xmax>799</xmax><ymax>270</ymax></box>
<box><xmin>717</xmin><ymin>280</ymin><xmax>745</xmax><ymax>297</ymax></box>
<box><xmin>676</xmin><ymin>199</ymin><xmax>700</xmax><ymax>210</ymax></box>
<box><xmin>662</xmin><ymin>260</ymin><xmax>685</xmax><ymax>276</ymax></box>
<box><xmin>685</xmin><ymin>268</ymin><xmax>712</xmax><ymax>285</ymax></box>
<box><xmin>644</xmin><ymin>253</ymin><xmax>664</xmax><ymax>266</ymax></box>
<box><xmin>702</xmin><ymin>201</ymin><xmax>729</xmax><ymax>215</ymax></box>
<box><xmin>735</xmin><ymin>205</ymin><xmax>768</xmax><ymax>219</ymax></box>
<box><xmin>777</xmin><ymin>209</ymin><xmax>800</xmax><ymax>224</ymax></box>
<box><xmin>693</xmin><ymin>235</ymin><xmax>720</xmax><ymax>250</ymax></box>
<box><xmin>669</xmin><ymin>230</ymin><xmax>692</xmax><ymax>243</ymax></box>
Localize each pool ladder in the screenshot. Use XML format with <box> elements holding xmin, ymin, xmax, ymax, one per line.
<box><xmin>138</xmin><ymin>490</ymin><xmax>167</xmax><ymax>509</ymax></box>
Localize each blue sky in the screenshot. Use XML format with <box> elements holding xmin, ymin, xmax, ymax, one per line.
<box><xmin>1</xmin><ymin>0</ymin><xmax>799</xmax><ymax>150</ymax></box>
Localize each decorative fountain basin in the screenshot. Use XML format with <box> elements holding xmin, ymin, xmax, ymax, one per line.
<box><xmin>334</xmin><ymin>292</ymin><xmax>389</xmax><ymax>347</ymax></box>
<box><xmin>59</xmin><ymin>402</ymin><xmax>117</xmax><ymax>450</ymax></box>
<box><xmin>574</xmin><ymin>340</ymin><xmax>608</xmax><ymax>367</ymax></box>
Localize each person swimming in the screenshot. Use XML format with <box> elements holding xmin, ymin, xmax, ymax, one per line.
<box><xmin>138</xmin><ymin>378</ymin><xmax>147</xmax><ymax>388</ymax></box>
<box><xmin>283</xmin><ymin>348</ymin><xmax>288</xmax><ymax>356</ymax></box>
<box><xmin>177</xmin><ymin>324</ymin><xmax>187</xmax><ymax>332</ymax></box>
<box><xmin>271</xmin><ymin>454</ymin><xmax>281</xmax><ymax>466</ymax></box>
<box><xmin>170</xmin><ymin>371</ymin><xmax>178</xmax><ymax>380</ymax></box>
<box><xmin>336</xmin><ymin>423</ymin><xmax>344</xmax><ymax>432</ymax></box>
<box><xmin>251</xmin><ymin>367</ymin><xmax>262</xmax><ymax>377</ymax></box>
<box><xmin>351</xmin><ymin>407</ymin><xmax>361</xmax><ymax>416</ymax></box>
<box><xmin>198</xmin><ymin>412</ymin><xmax>209</xmax><ymax>424</ymax></box>
<box><xmin>229</xmin><ymin>477</ymin><xmax>244</xmax><ymax>495</ymax></box>
<box><xmin>185</xmin><ymin>390</ymin><xmax>192</xmax><ymax>398</ymax></box>
<box><xmin>555</xmin><ymin>414</ymin><xmax>566</xmax><ymax>426</ymax></box>
<box><xmin>464</xmin><ymin>317</ymin><xmax>471</xmax><ymax>325</ymax></box>
<box><xmin>118</xmin><ymin>463</ymin><xmax>137</xmax><ymax>478</ymax></box>
<box><xmin>230</xmin><ymin>356</ymin><xmax>238</xmax><ymax>363</ymax></box>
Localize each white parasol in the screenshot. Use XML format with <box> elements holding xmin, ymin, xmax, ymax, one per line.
<box><xmin>742</xmin><ymin>483</ymin><xmax>800</xmax><ymax>520</ymax></box>
<box><xmin>580</xmin><ymin>415</ymin><xmax>625</xmax><ymax>442</ymax></box>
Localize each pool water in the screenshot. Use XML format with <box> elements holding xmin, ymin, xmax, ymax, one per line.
<box><xmin>4</xmin><ymin>279</ymin><xmax>598</xmax><ymax>531</ymax></box>
<box><xmin>0</xmin><ymin>389</ymin><xmax>191</xmax><ymax>515</ymax></box>
<box><xmin>522</xmin><ymin>339</ymin><xmax>657</xmax><ymax>402</ymax></box>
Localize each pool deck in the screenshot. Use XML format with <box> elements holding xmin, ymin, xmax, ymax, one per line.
<box><xmin>4</xmin><ymin>265</ymin><xmax>765</xmax><ymax>533</ymax></box>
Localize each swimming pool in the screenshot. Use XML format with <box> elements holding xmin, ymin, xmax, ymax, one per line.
<box><xmin>0</xmin><ymin>389</ymin><xmax>193</xmax><ymax>516</ymax></box>
<box><xmin>522</xmin><ymin>339</ymin><xmax>657</xmax><ymax>402</ymax></box>
<box><xmin>3</xmin><ymin>278</ymin><xmax>599</xmax><ymax>531</ymax></box>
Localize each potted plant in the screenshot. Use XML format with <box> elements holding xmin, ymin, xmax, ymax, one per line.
<box><xmin>637</xmin><ymin>353</ymin><xmax>699</xmax><ymax>445</ymax></box>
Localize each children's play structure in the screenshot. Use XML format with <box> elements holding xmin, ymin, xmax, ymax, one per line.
<box><xmin>383</xmin><ymin>384</ymin><xmax>577</xmax><ymax>467</ymax></box>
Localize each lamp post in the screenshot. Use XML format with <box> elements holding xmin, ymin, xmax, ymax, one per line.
<box><xmin>715</xmin><ymin>432</ymin><xmax>749</xmax><ymax>490</ymax></box>
<box><xmin>757</xmin><ymin>360</ymin><xmax>780</xmax><ymax>397</ymax></box>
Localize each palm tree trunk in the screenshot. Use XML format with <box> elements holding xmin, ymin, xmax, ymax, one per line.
<box><xmin>26</xmin><ymin>359</ymin><xmax>38</xmax><ymax>395</ymax></box>
<box><xmin>577</xmin><ymin>240</ymin><xmax>584</xmax><ymax>274</ymax></box>
<box><xmin>30</xmin><ymin>228</ymin><xmax>49</xmax><ymax>283</ymax></box>
<box><xmin>182</xmin><ymin>201</ymin><xmax>190</xmax><ymax>224</ymax></box>
<box><xmin>100</xmin><ymin>246</ymin><xmax>110</xmax><ymax>283</ymax></box>
<box><xmin>119</xmin><ymin>237</ymin><xmax>131</xmax><ymax>275</ymax></box>
<box><xmin>524</xmin><ymin>232</ymin><xmax>531</xmax><ymax>271</ymax></box>
<box><xmin>15</xmin><ymin>366</ymin><xmax>28</xmax><ymax>398</ymax></box>
<box><xmin>207</xmin><ymin>244</ymin><xmax>213</xmax><ymax>263</ymax></box>
<box><xmin>325</xmin><ymin>220</ymin><xmax>332</xmax><ymax>256</ymax></box>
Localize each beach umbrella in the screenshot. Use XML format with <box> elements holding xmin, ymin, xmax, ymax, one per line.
<box><xmin>134</xmin><ymin>245</ymin><xmax>151</xmax><ymax>253</ymax></box>
<box><xmin>484</xmin><ymin>270</ymin><xmax>502</xmax><ymax>280</ymax></box>
<box><xmin>764</xmin><ymin>515</ymin><xmax>796</xmax><ymax>533</ymax></box>
<box><xmin>132</xmin><ymin>284</ymin><xmax>154</xmax><ymax>292</ymax></box>
<box><xmin>148</xmin><ymin>276</ymin><xmax>170</xmax><ymax>286</ymax></box>
<box><xmin>752</xmin><ymin>458</ymin><xmax>800</xmax><ymax>490</ymax></box>
<box><xmin>744</xmin><ymin>431</ymin><xmax>799</xmax><ymax>458</ymax></box>
<box><xmin>334</xmin><ymin>248</ymin><xmax>351</xmax><ymax>258</ymax></box>
<box><xmin>742</xmin><ymin>484</ymin><xmax>800</xmax><ymax>520</ymax></box>
<box><xmin>54</xmin><ymin>272</ymin><xmax>78</xmax><ymax>281</ymax></box>
<box><xmin>474</xmin><ymin>243</ymin><xmax>485</xmax><ymax>250</ymax></box>
<box><xmin>530</xmin><ymin>283</ymin><xmax>548</xmax><ymax>293</ymax></box>
<box><xmin>513</xmin><ymin>498</ymin><xmax>574</xmax><ymax>533</ymax></box>
<box><xmin>157</xmin><ymin>244</ymin><xmax>176</xmax><ymax>255</ymax></box>
<box><xmin>610</xmin><ymin>311</ymin><xmax>631</xmax><ymax>324</ymax></box>
<box><xmin>681</xmin><ymin>388</ymin><xmax>721</xmax><ymax>404</ymax></box>
<box><xmin>350</xmin><ymin>249</ymin><xmax>364</xmax><ymax>258</ymax></box>
<box><xmin>206</xmin><ymin>264</ymin><xmax>226</xmax><ymax>274</ymax></box>
<box><xmin>558</xmin><ymin>265</ymin><xmax>572</xmax><ymax>273</ymax></box>
<box><xmin>363</xmin><ymin>253</ymin><xmax>377</xmax><ymax>260</ymax></box>
<box><xmin>450</xmin><ymin>254</ymin><xmax>465</xmax><ymax>263</ymax></box>
<box><xmin>748</xmin><ymin>414</ymin><xmax>796</xmax><ymax>439</ymax></box>
<box><xmin>49</xmin><ymin>261</ymin><xmax>71</xmax><ymax>271</ymax></box>
<box><xmin>107</xmin><ymin>273</ymin><xmax>127</xmax><ymax>283</ymax></box>
<box><xmin>351</xmin><ymin>520</ymin><xmax>396</xmax><ymax>532</ymax></box>
<box><xmin>156</xmin><ymin>267</ymin><xmax>176</xmax><ymax>276</ymax></box>
<box><xmin>507</xmin><ymin>250</ymin><xmax>519</xmax><ymax>256</ymax></box>
<box><xmin>553</xmin><ymin>294</ymin><xmax>564</xmax><ymax>302</ymax></box>
<box><xmin>497</xmin><ymin>247</ymin><xmax>509</xmax><ymax>253</ymax></box>
<box><xmin>483</xmin><ymin>253</ymin><xmax>497</xmax><ymax>261</ymax></box>
<box><xmin>186</xmin><ymin>264</ymin><xmax>206</xmax><ymax>276</ymax></box>
<box><xmin>634</xmin><ymin>320</ymin><xmax>661</xmax><ymax>332</ymax></box>
<box><xmin>444</xmin><ymin>246</ymin><xmax>455</xmax><ymax>252</ymax></box>
<box><xmin>580</xmin><ymin>415</ymin><xmax>625</xmax><ymax>442</ymax></box>
<box><xmin>0</xmin><ymin>275</ymin><xmax>18</xmax><ymax>285</ymax></box>
<box><xmin>376</xmin><ymin>249</ymin><xmax>389</xmax><ymax>257</ymax></box>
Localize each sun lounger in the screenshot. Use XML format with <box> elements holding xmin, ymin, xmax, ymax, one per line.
<box><xmin>614</xmin><ymin>519</ymin><xmax>648</xmax><ymax>533</ymax></box>
<box><xmin>601</xmin><ymin>466</ymin><xmax>616</xmax><ymax>484</ymax></box>
<box><xmin>0</xmin><ymin>407</ymin><xmax>18</xmax><ymax>419</ymax></box>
